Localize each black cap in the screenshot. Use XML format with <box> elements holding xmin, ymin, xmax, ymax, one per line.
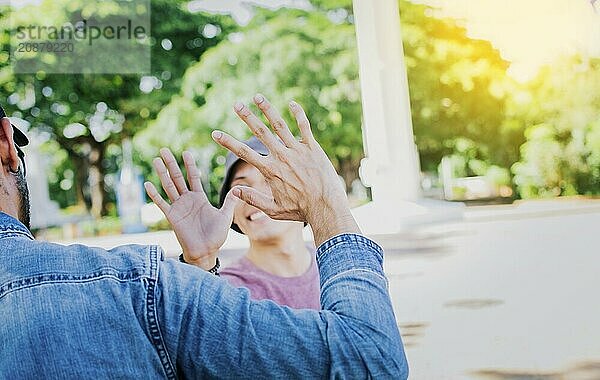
<box><xmin>219</xmin><ymin>136</ymin><xmax>269</xmax><ymax>234</ymax></box>
<box><xmin>0</xmin><ymin>105</ymin><xmax>29</xmax><ymax>147</ymax></box>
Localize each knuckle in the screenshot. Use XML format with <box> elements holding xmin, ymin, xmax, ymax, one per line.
<box><xmin>260</xmin><ymin>162</ymin><xmax>275</xmax><ymax>177</ymax></box>
<box><xmin>260</xmin><ymin>101</ymin><xmax>271</xmax><ymax>111</ymax></box>
<box><xmin>239</xmin><ymin>106</ymin><xmax>252</xmax><ymax>118</ymax></box>
<box><xmin>271</xmin><ymin>209</ymin><xmax>288</xmax><ymax>220</ymax></box>
<box><xmin>254</xmin><ymin>126</ymin><xmax>268</xmax><ymax>138</ymax></box>
<box><xmin>237</xmin><ymin>145</ymin><xmax>251</xmax><ymax>160</ymax></box>
<box><xmin>242</xmin><ymin>190</ymin><xmax>256</xmax><ymax>205</ymax></box>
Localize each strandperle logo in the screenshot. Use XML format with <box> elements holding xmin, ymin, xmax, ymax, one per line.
<box><xmin>15</xmin><ymin>20</ymin><xmax>148</xmax><ymax>46</ymax></box>
<box><xmin>10</xmin><ymin>0</ymin><xmax>151</xmax><ymax>74</ymax></box>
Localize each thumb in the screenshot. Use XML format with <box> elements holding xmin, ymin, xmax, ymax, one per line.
<box><xmin>220</xmin><ymin>188</ymin><xmax>242</xmax><ymax>218</ymax></box>
<box><xmin>231</xmin><ymin>186</ymin><xmax>278</xmax><ymax>217</ymax></box>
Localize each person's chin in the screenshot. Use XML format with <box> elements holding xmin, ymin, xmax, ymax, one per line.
<box><xmin>244</xmin><ymin>220</ymin><xmax>289</xmax><ymax>241</ymax></box>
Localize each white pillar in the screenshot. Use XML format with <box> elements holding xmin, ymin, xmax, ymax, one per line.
<box><xmin>352</xmin><ymin>0</ymin><xmax>421</xmax><ymax>203</ymax></box>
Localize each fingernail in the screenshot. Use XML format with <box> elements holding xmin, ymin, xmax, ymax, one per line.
<box><xmin>232</xmin><ymin>187</ymin><xmax>241</xmax><ymax>197</ymax></box>
<box><xmin>254</xmin><ymin>94</ymin><xmax>264</xmax><ymax>104</ymax></box>
<box><xmin>212</xmin><ymin>130</ymin><xmax>223</xmax><ymax>140</ymax></box>
<box><xmin>234</xmin><ymin>102</ymin><xmax>244</xmax><ymax>112</ymax></box>
<box><xmin>289</xmin><ymin>100</ymin><xmax>298</xmax><ymax>109</ymax></box>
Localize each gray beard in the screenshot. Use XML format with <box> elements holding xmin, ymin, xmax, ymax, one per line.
<box><xmin>14</xmin><ymin>169</ymin><xmax>31</xmax><ymax>230</ymax></box>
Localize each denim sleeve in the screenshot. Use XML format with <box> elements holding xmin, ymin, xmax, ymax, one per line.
<box><xmin>156</xmin><ymin>233</ymin><xmax>408</xmax><ymax>379</ymax></box>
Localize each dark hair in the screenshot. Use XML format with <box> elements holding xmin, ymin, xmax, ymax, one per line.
<box><xmin>14</xmin><ymin>168</ymin><xmax>31</xmax><ymax>230</ymax></box>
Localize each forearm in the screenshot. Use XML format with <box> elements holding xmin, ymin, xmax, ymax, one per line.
<box><xmin>161</xmin><ymin>234</ymin><xmax>408</xmax><ymax>379</ymax></box>
<box><xmin>316</xmin><ymin>233</ymin><xmax>408</xmax><ymax>378</ymax></box>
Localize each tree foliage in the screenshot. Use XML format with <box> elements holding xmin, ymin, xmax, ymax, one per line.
<box><xmin>2</xmin><ymin>0</ymin><xmax>598</xmax><ymax>220</ymax></box>
<box><xmin>512</xmin><ymin>56</ymin><xmax>600</xmax><ymax>197</ymax></box>
<box><xmin>0</xmin><ymin>0</ymin><xmax>235</xmax><ymax>216</ymax></box>
<box><xmin>399</xmin><ymin>2</ymin><xmax>519</xmax><ymax>172</ymax></box>
<box><xmin>140</xmin><ymin>0</ymin><xmax>521</xmax><ymax>203</ymax></box>
<box><xmin>136</xmin><ymin>6</ymin><xmax>363</xmax><ymax>204</ymax></box>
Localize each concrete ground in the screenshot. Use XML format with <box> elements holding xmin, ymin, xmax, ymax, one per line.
<box><xmin>56</xmin><ymin>199</ymin><xmax>600</xmax><ymax>379</ymax></box>
<box><xmin>387</xmin><ymin>200</ymin><xmax>600</xmax><ymax>379</ymax></box>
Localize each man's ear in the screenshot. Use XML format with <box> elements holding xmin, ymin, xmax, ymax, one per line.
<box><xmin>0</xmin><ymin>118</ymin><xmax>20</xmax><ymax>172</ymax></box>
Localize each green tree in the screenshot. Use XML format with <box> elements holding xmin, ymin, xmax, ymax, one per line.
<box><xmin>140</xmin><ymin>0</ymin><xmax>517</xmax><ymax>204</ymax></box>
<box><xmin>136</xmin><ymin>6</ymin><xmax>363</xmax><ymax>204</ymax></box>
<box><xmin>0</xmin><ymin>0</ymin><xmax>236</xmax><ymax>217</ymax></box>
<box><xmin>399</xmin><ymin>1</ymin><xmax>517</xmax><ymax>172</ymax></box>
<box><xmin>512</xmin><ymin>56</ymin><xmax>600</xmax><ymax>197</ymax></box>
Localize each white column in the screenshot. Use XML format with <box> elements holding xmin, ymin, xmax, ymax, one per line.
<box><xmin>352</xmin><ymin>0</ymin><xmax>421</xmax><ymax>203</ymax></box>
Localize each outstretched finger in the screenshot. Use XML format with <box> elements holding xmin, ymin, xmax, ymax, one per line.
<box><xmin>253</xmin><ymin>94</ymin><xmax>297</xmax><ymax>148</ymax></box>
<box><xmin>182</xmin><ymin>151</ymin><xmax>204</xmax><ymax>194</ymax></box>
<box><xmin>153</xmin><ymin>157</ymin><xmax>180</xmax><ymax>202</ymax></box>
<box><xmin>160</xmin><ymin>148</ymin><xmax>189</xmax><ymax>195</ymax></box>
<box><xmin>233</xmin><ymin>102</ymin><xmax>284</xmax><ymax>154</ymax></box>
<box><xmin>289</xmin><ymin>101</ymin><xmax>315</xmax><ymax>145</ymax></box>
<box><xmin>231</xmin><ymin>186</ymin><xmax>280</xmax><ymax>218</ymax></box>
<box><xmin>212</xmin><ymin>130</ymin><xmax>266</xmax><ymax>171</ymax></box>
<box><xmin>220</xmin><ymin>188</ymin><xmax>242</xmax><ymax>220</ymax></box>
<box><xmin>144</xmin><ymin>182</ymin><xmax>171</xmax><ymax>215</ymax></box>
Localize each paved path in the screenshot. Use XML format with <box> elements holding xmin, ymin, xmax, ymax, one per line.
<box><xmin>387</xmin><ymin>202</ymin><xmax>600</xmax><ymax>379</ymax></box>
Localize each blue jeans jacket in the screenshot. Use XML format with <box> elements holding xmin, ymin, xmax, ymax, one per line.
<box><xmin>0</xmin><ymin>212</ymin><xmax>408</xmax><ymax>379</ymax></box>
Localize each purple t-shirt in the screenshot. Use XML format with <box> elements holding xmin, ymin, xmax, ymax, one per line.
<box><xmin>220</xmin><ymin>254</ymin><xmax>321</xmax><ymax>310</ymax></box>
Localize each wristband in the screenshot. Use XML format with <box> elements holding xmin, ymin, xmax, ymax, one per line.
<box><xmin>179</xmin><ymin>254</ymin><xmax>220</xmax><ymax>276</ymax></box>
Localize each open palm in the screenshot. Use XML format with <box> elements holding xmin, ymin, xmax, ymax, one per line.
<box><xmin>144</xmin><ymin>148</ymin><xmax>239</xmax><ymax>268</ymax></box>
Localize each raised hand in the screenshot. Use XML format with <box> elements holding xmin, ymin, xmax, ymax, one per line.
<box><xmin>144</xmin><ymin>148</ymin><xmax>239</xmax><ymax>269</ymax></box>
<box><xmin>212</xmin><ymin>94</ymin><xmax>361</xmax><ymax>247</ymax></box>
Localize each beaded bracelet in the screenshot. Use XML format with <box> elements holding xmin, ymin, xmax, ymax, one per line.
<box><xmin>178</xmin><ymin>254</ymin><xmax>220</xmax><ymax>276</ymax></box>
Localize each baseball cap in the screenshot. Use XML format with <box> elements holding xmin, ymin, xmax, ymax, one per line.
<box><xmin>219</xmin><ymin>136</ymin><xmax>270</xmax><ymax>234</ymax></box>
<box><xmin>0</xmin><ymin>105</ymin><xmax>29</xmax><ymax>148</ymax></box>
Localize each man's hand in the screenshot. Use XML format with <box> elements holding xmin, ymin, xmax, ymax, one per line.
<box><xmin>144</xmin><ymin>148</ymin><xmax>239</xmax><ymax>269</ymax></box>
<box><xmin>212</xmin><ymin>94</ymin><xmax>361</xmax><ymax>247</ymax></box>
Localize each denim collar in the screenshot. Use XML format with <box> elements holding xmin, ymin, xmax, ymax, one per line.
<box><xmin>0</xmin><ymin>212</ymin><xmax>34</xmax><ymax>240</ymax></box>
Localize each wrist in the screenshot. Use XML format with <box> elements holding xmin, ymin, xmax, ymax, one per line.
<box><xmin>183</xmin><ymin>250</ymin><xmax>219</xmax><ymax>271</ymax></box>
<box><xmin>307</xmin><ymin>201</ymin><xmax>361</xmax><ymax>247</ymax></box>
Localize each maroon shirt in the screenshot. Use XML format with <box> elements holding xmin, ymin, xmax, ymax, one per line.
<box><xmin>220</xmin><ymin>254</ymin><xmax>321</xmax><ymax>310</ymax></box>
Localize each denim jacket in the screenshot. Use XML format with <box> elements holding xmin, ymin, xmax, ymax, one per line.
<box><xmin>0</xmin><ymin>212</ymin><xmax>408</xmax><ymax>379</ymax></box>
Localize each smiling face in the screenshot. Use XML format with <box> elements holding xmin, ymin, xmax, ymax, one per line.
<box><xmin>229</xmin><ymin>160</ymin><xmax>303</xmax><ymax>242</ymax></box>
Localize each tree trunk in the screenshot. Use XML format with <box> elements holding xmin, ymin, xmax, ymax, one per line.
<box><xmin>339</xmin><ymin>158</ymin><xmax>360</xmax><ymax>193</ymax></box>
<box><xmin>73</xmin><ymin>156</ymin><xmax>90</xmax><ymax>210</ymax></box>
<box><xmin>58</xmin><ymin>136</ymin><xmax>110</xmax><ymax>217</ymax></box>
<box><xmin>61</xmin><ymin>143</ymin><xmax>90</xmax><ymax>211</ymax></box>
<box><xmin>88</xmin><ymin>144</ymin><xmax>108</xmax><ymax>218</ymax></box>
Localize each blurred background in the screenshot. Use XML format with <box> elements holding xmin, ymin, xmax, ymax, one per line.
<box><xmin>0</xmin><ymin>0</ymin><xmax>598</xmax><ymax>235</ymax></box>
<box><xmin>1</xmin><ymin>0</ymin><xmax>599</xmax><ymax>378</ymax></box>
